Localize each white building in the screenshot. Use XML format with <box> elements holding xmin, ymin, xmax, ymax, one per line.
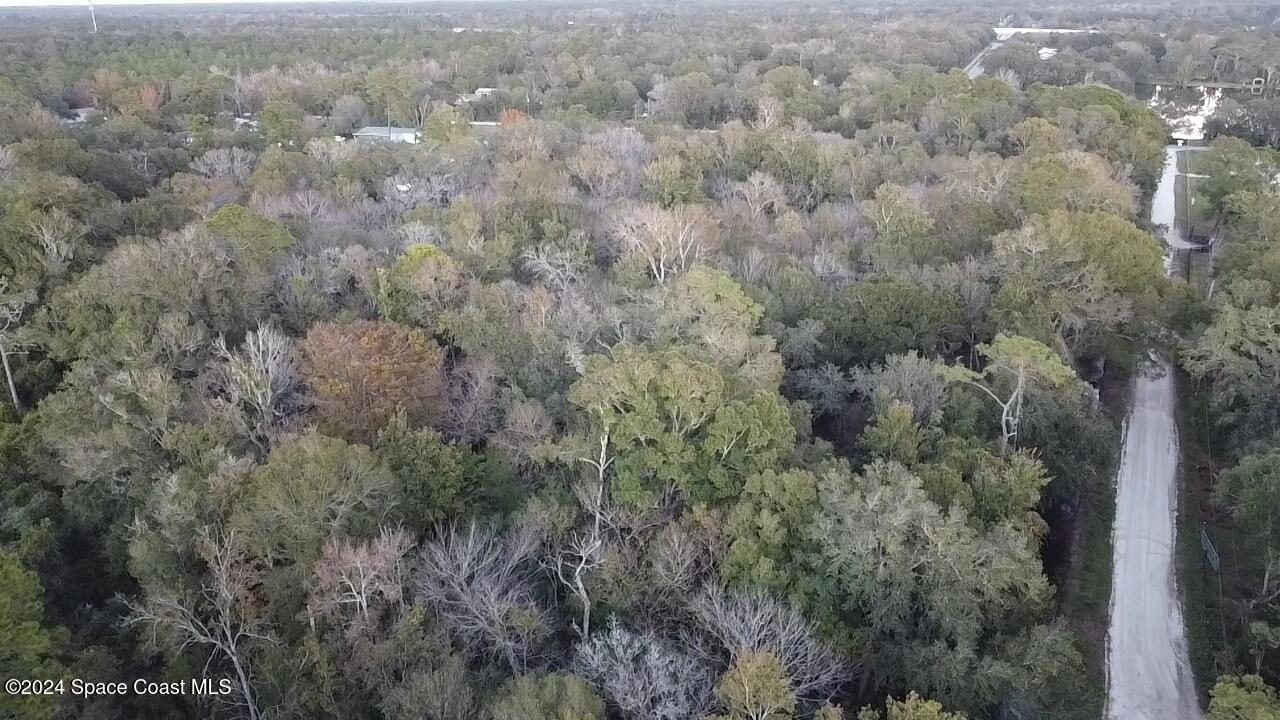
<box><xmin>353</xmin><ymin>126</ymin><xmax>420</xmax><ymax>144</ymax></box>
<box><xmin>458</xmin><ymin>87</ymin><xmax>498</xmax><ymax>103</ymax></box>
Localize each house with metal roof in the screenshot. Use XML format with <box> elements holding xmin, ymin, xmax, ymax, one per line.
<box><xmin>353</xmin><ymin>126</ymin><xmax>420</xmax><ymax>144</ymax></box>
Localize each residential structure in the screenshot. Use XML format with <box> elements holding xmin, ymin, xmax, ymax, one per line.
<box><xmin>353</xmin><ymin>126</ymin><xmax>420</xmax><ymax>144</ymax></box>
<box><xmin>458</xmin><ymin>87</ymin><xmax>498</xmax><ymax>103</ymax></box>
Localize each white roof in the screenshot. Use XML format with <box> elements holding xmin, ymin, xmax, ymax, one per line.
<box><xmin>354</xmin><ymin>126</ymin><xmax>418</xmax><ymax>135</ymax></box>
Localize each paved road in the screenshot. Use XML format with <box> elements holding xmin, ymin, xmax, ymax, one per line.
<box><xmin>964</xmin><ymin>41</ymin><xmax>1002</xmax><ymax>79</ymax></box>
<box><xmin>963</xmin><ymin>27</ymin><xmax>1096</xmax><ymax>80</ymax></box>
<box><xmin>1105</xmin><ymin>146</ymin><xmax>1201</xmax><ymax>720</ymax></box>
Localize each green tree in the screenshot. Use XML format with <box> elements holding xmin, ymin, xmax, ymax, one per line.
<box><xmin>866</xmin><ymin>184</ymin><xmax>944</xmax><ymax>267</ymax></box>
<box><xmin>1013</xmin><ymin>152</ymin><xmax>1136</xmax><ymax>217</ymax></box>
<box><xmin>653</xmin><ymin>265</ymin><xmax>781</xmax><ymax>390</ymax></box>
<box><xmin>377</xmin><ymin>244</ymin><xmax>464</xmax><ymax>327</ymax></box>
<box><xmin>1010</xmin><ymin>117</ymin><xmax>1065</xmax><ymax>156</ymax></box>
<box><xmin>377</xmin><ymin>414</ymin><xmax>471</xmax><ymax>531</ymax></box>
<box><xmin>992</xmin><ymin>210</ymin><xmax>1164</xmax><ymax>362</ymax></box>
<box><xmin>0</xmin><ymin>550</ymin><xmax>64</xmax><ymax>720</ymax></box>
<box><xmin>1215</xmin><ymin>450</ymin><xmax>1280</xmax><ymax>622</ymax></box>
<box><xmin>259</xmin><ymin>100</ymin><xmax>305</xmax><ymax>146</ymax></box>
<box><xmin>567</xmin><ymin>344</ymin><xmax>795</xmax><ymax>506</ymax></box>
<box><xmin>859</xmin><ymin>400</ymin><xmax>925</xmax><ymax>466</ymax></box>
<box><xmin>365</xmin><ymin>65</ymin><xmax>417</xmax><ymax>129</ymax></box>
<box><xmin>424</xmin><ymin>105</ymin><xmax>468</xmax><ymax>143</ymax></box>
<box><xmin>722</xmin><ymin>468</ymin><xmax>820</xmax><ymax>596</ymax></box>
<box><xmin>809</xmin><ymin>461</ymin><xmax>1076</xmax><ymax>711</ymax></box>
<box><xmin>641</xmin><ymin>155</ymin><xmax>707</xmax><ymax>206</ymax></box>
<box><xmin>1028</xmin><ymin>84</ymin><xmax>1166</xmax><ymax>190</ymax></box>
<box><xmin>938</xmin><ymin>335</ymin><xmax>1077</xmax><ymax>455</ymax></box>
<box><xmin>1210</xmin><ymin>675</ymin><xmax>1280</xmax><ymax>720</ymax></box>
<box><xmin>375</xmin><ymin>414</ymin><xmax>517</xmax><ymax>530</ymax></box>
<box><xmin>707</xmin><ymin>651</ymin><xmax>796</xmax><ymax>720</ymax></box>
<box><xmin>821</xmin><ymin>278</ymin><xmax>967</xmax><ymax>365</ymax></box>
<box><xmin>205</xmin><ymin>203</ymin><xmax>294</xmax><ymax>268</ymax></box>
<box><xmin>1184</xmin><ymin>303</ymin><xmax>1280</xmax><ymax>448</ymax></box>
<box><xmin>1198</xmin><ymin>137</ymin><xmax>1280</xmax><ymax>216</ymax></box>
<box><xmin>228</xmin><ymin>431</ymin><xmax>396</xmax><ymax>565</ymax></box>
<box><xmin>489</xmin><ymin>673</ymin><xmax>607</xmax><ymax>720</ymax></box>
<box><xmin>858</xmin><ymin>692</ymin><xmax>968</xmax><ymax>720</ymax></box>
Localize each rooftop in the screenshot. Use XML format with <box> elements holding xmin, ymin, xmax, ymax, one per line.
<box><xmin>353</xmin><ymin>126</ymin><xmax>420</xmax><ymax>144</ymax></box>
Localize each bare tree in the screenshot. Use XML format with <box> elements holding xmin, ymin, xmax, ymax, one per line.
<box><xmin>547</xmin><ymin>434</ymin><xmax>611</xmax><ymax>640</ymax></box>
<box><xmin>330</xmin><ymin>94</ymin><xmax>369</xmax><ymax>135</ymax></box>
<box><xmin>305</xmin><ymin>138</ymin><xmax>358</xmax><ymax>172</ymax></box>
<box><xmin>225</xmin><ymin>72</ymin><xmax>262</xmax><ymax>116</ymax></box>
<box><xmin>0</xmin><ymin>145</ymin><xmax>15</xmax><ymax>180</ymax></box>
<box><xmin>810</xmin><ymin>245</ymin><xmax>853</xmax><ymax>283</ymax></box>
<box><xmin>520</xmin><ymin>244</ymin><xmax>587</xmax><ymax>294</ymax></box>
<box><xmin>441</xmin><ymin>356</ymin><xmax>502</xmax><ymax>444</ymax></box>
<box><xmin>291</xmin><ymin>189</ymin><xmax>339</xmax><ymax>222</ymax></box>
<box><xmin>569</xmin><ymin>145</ymin><xmax>628</xmax><ymax>199</ymax></box>
<box><xmin>395</xmin><ymin>221</ymin><xmax>445</xmax><ymax>249</ymax></box>
<box><xmin>995</xmin><ymin>68</ymin><xmax>1023</xmax><ymax>91</ymax></box>
<box><xmin>851</xmin><ymin>351</ymin><xmax>951</xmax><ymax>424</ymax></box>
<box><xmin>125</xmin><ymin>529</ymin><xmax>271</xmax><ymax>720</ymax></box>
<box><xmin>754</xmin><ymin>96</ymin><xmax>785</xmax><ymax>132</ymax></box>
<box><xmin>649</xmin><ymin>524</ymin><xmax>715</xmax><ymax>607</ymax></box>
<box><xmin>490</xmin><ymin>398</ymin><xmax>554</xmax><ymax>468</ymax></box>
<box><xmin>254</xmin><ymin>189</ymin><xmax>338</xmax><ymax>223</ymax></box>
<box><xmin>26</xmin><ymin>208</ymin><xmax>85</xmax><ymax>277</ymax></box>
<box><xmin>413</xmin><ymin>522</ymin><xmax>552</xmax><ymax>673</ymax></box>
<box><xmin>351</xmin><ymin>197</ymin><xmax>391</xmax><ymax>231</ymax></box>
<box><xmin>192</xmin><ymin>148</ymin><xmax>257</xmax><ymax>185</ymax></box>
<box><xmin>211</xmin><ymin>324</ymin><xmax>299</xmax><ymax>449</ymax></box>
<box><xmin>734</xmin><ymin>172</ymin><xmax>788</xmax><ymax>221</ymax></box>
<box><xmin>381</xmin><ymin>174</ymin><xmax>450</xmax><ymax>216</ymax></box>
<box><xmin>0</xmin><ymin>281</ymin><xmax>34</xmax><ymax>412</ymax></box>
<box><xmin>310</xmin><ymin>527</ymin><xmax>414</xmax><ymax>638</ymax></box>
<box><xmin>595</xmin><ymin>127</ymin><xmax>653</xmax><ymax>173</ymax></box>
<box><xmin>611</xmin><ymin>203</ymin><xmax>719</xmax><ymax>283</ymax></box>
<box><xmin>691</xmin><ymin>585</ymin><xmax>851</xmax><ymax>707</ymax></box>
<box><xmin>574</xmin><ymin>619</ymin><xmax>716</xmax><ymax>720</ymax></box>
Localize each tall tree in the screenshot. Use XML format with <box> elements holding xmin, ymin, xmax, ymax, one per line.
<box><xmin>938</xmin><ymin>335</ymin><xmax>1077</xmax><ymax>455</ymax></box>
<box><xmin>0</xmin><ymin>550</ymin><xmax>63</xmax><ymax>720</ymax></box>
<box><xmin>301</xmin><ymin>320</ymin><xmax>446</xmax><ymax>444</ymax></box>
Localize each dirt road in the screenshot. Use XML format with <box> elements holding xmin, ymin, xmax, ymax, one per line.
<box><xmin>1105</xmin><ymin>146</ymin><xmax>1201</xmax><ymax>720</ymax></box>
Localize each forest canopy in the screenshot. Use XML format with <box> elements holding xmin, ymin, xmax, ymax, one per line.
<box><xmin>2</xmin><ymin>1</ymin><xmax>1268</xmax><ymax>719</ymax></box>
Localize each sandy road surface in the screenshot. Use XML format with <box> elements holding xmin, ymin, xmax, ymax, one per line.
<box><xmin>1104</xmin><ymin>146</ymin><xmax>1200</xmax><ymax>720</ymax></box>
<box><xmin>1105</xmin><ymin>359</ymin><xmax>1200</xmax><ymax>720</ymax></box>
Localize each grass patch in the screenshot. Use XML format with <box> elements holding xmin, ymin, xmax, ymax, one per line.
<box><xmin>1189</xmin><ymin>250</ymin><xmax>1214</xmax><ymax>295</ymax></box>
<box><xmin>1176</xmin><ymin>149</ymin><xmax>1206</xmax><ymax>174</ymax></box>
<box><xmin>1058</xmin><ymin>471</ymin><xmax>1116</xmax><ymax>719</ymax></box>
<box><xmin>1172</xmin><ymin>368</ymin><xmax>1262</xmax><ymax>702</ymax></box>
<box><xmin>1174</xmin><ymin>151</ymin><xmax>1214</xmax><ymax>241</ymax></box>
<box><xmin>1174</xmin><ymin>372</ymin><xmax>1219</xmax><ymax>702</ymax></box>
<box><xmin>1064</xmin><ymin>475</ymin><xmax>1117</xmax><ymax>622</ymax></box>
<box><xmin>1173</xmin><ymin>174</ymin><xmax>1212</xmax><ymax>240</ymax></box>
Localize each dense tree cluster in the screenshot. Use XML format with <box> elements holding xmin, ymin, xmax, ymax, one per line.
<box><xmin>1181</xmin><ymin>136</ymin><xmax>1280</xmax><ymax>704</ymax></box>
<box><xmin>0</xmin><ymin>3</ymin><xmax>1188</xmax><ymax>720</ymax></box>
